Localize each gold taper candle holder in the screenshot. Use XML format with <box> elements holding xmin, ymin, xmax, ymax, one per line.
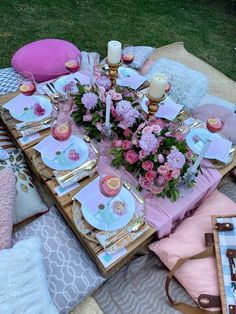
<box><xmin>146</xmin><ymin>93</ymin><xmax>166</xmax><ymax>120</ymax></box>
<box><xmin>107</xmin><ymin>60</ymin><xmax>122</xmax><ymax>86</ymax></box>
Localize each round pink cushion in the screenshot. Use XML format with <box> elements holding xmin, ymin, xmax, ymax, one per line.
<box><xmin>193</xmin><ymin>103</ymin><xmax>236</xmax><ymax>144</ymax></box>
<box><xmin>11</xmin><ymin>39</ymin><xmax>82</xmax><ymax>83</ymax></box>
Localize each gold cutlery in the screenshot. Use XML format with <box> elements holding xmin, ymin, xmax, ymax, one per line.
<box><xmin>46</xmin><ymin>83</ymin><xmax>55</xmax><ymax>94</ymax></box>
<box><xmin>83</xmin><ymin>135</ymin><xmax>99</xmax><ymax>155</ymax></box>
<box><xmin>123</xmin><ymin>181</ymin><xmax>144</xmax><ymax>204</ymax></box>
<box><xmin>105</xmin><ymin>220</ymin><xmax>146</xmax><ymax>251</ymax></box>
<box><xmin>18</xmin><ymin>117</ymin><xmax>52</xmax><ymax>131</ymax></box>
<box><xmin>58</xmin><ymin>159</ymin><xmax>97</xmax><ymax>183</ymax></box>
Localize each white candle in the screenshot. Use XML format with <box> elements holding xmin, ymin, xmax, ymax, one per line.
<box><xmin>89</xmin><ymin>57</ymin><xmax>94</xmax><ymax>86</ymax></box>
<box><xmin>191</xmin><ymin>139</ymin><xmax>211</xmax><ymax>173</ymax></box>
<box><xmin>105</xmin><ymin>94</ymin><xmax>111</xmax><ymax>127</ymax></box>
<box><xmin>149</xmin><ymin>73</ymin><xmax>168</xmax><ymax>98</ymax></box>
<box><xmin>107</xmin><ymin>40</ymin><xmax>122</xmax><ymax>64</ymax></box>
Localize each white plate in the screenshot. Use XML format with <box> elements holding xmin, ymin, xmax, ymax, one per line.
<box><xmin>81</xmin><ymin>187</ymin><xmax>135</xmax><ymax>231</ymax></box>
<box><xmin>186</xmin><ymin>128</ymin><xmax>218</xmax><ymax>159</ymax></box>
<box><xmin>54</xmin><ymin>76</ymin><xmax>78</xmax><ymax>95</ymax></box>
<box><xmin>41</xmin><ymin>135</ymin><xmax>89</xmax><ymax>170</ymax></box>
<box><xmin>10</xmin><ymin>96</ymin><xmax>52</xmax><ymax>122</ymax></box>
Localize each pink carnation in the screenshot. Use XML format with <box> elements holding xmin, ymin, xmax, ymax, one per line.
<box><xmin>125</xmin><ymin>150</ymin><xmax>139</xmax><ymax>164</ymax></box>
<box><xmin>171</xmin><ymin>169</ymin><xmax>180</xmax><ymax>179</ymax></box>
<box><xmin>34</xmin><ymin>103</ymin><xmax>45</xmax><ymax>116</ymax></box>
<box><xmin>112</xmin><ymin>92</ymin><xmax>122</xmax><ymax>101</ymax></box>
<box><xmin>122</xmin><ymin>140</ymin><xmax>132</xmax><ymax>150</ymax></box>
<box><xmin>83</xmin><ymin>113</ymin><xmax>93</xmax><ymax>122</ymax></box>
<box><xmin>142</xmin><ymin>160</ymin><xmax>154</xmax><ymax>171</ymax></box>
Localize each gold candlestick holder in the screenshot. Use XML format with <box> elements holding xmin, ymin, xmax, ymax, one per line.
<box><xmin>107</xmin><ymin>60</ymin><xmax>122</xmax><ymax>86</ymax></box>
<box><xmin>146</xmin><ymin>92</ymin><xmax>166</xmax><ymax>120</ymax></box>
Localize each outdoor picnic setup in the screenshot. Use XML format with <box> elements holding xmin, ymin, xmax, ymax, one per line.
<box><xmin>0</xmin><ymin>37</ymin><xmax>236</xmax><ymax>314</ymax></box>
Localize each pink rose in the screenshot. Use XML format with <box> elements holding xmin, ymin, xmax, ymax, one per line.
<box><xmin>122</xmin><ymin>140</ymin><xmax>133</xmax><ymax>150</ymax></box>
<box><xmin>125</xmin><ymin>150</ymin><xmax>139</xmax><ymax>164</ymax></box>
<box><xmin>157</xmin><ymin>165</ymin><xmax>168</xmax><ymax>175</ymax></box>
<box><xmin>163</xmin><ymin>172</ymin><xmax>172</xmax><ymax>181</ymax></box>
<box><xmin>186</xmin><ymin>149</ymin><xmax>193</xmax><ymax>158</ymax></box>
<box><xmin>171</xmin><ymin>169</ymin><xmax>180</xmax><ymax>179</ymax></box>
<box><xmin>111</xmin><ymin>109</ymin><xmax>118</xmax><ymax>118</ymax></box>
<box><xmin>139</xmin><ymin>149</ymin><xmax>147</xmax><ymax>160</ymax></box>
<box><xmin>142</xmin><ymin>160</ymin><xmax>154</xmax><ymax>171</ymax></box>
<box><xmin>33</xmin><ymin>103</ymin><xmax>45</xmax><ymax>116</ymax></box>
<box><xmin>124</xmin><ymin>128</ymin><xmax>132</xmax><ymax>138</ymax></box>
<box><xmin>83</xmin><ymin>113</ymin><xmax>93</xmax><ymax>122</ymax></box>
<box><xmin>112</xmin><ymin>92</ymin><xmax>122</xmax><ymax>101</ymax></box>
<box><xmin>142</xmin><ymin>126</ymin><xmax>152</xmax><ymax>134</ymax></box>
<box><xmin>113</xmin><ymin>139</ymin><xmax>123</xmax><ymax>148</ymax></box>
<box><xmin>139</xmin><ymin>176</ymin><xmax>151</xmax><ymax>190</ymax></box>
<box><xmin>157</xmin><ymin>154</ymin><xmax>165</xmax><ymax>164</ymax></box>
<box><xmin>151</xmin><ymin>124</ymin><xmax>162</xmax><ymax>134</ymax></box>
<box><xmin>145</xmin><ymin>170</ymin><xmax>156</xmax><ymax>182</ymax></box>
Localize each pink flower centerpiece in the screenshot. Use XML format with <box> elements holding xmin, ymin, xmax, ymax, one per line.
<box><xmin>111</xmin><ymin>119</ymin><xmax>195</xmax><ymax>201</ymax></box>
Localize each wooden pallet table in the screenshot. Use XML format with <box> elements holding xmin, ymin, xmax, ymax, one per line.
<box><xmin>0</xmin><ymin>91</ymin><xmax>157</xmax><ymax>277</ymax></box>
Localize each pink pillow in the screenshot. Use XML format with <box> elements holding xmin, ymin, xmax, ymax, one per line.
<box><xmin>193</xmin><ymin>104</ymin><xmax>236</xmax><ymax>144</ymax></box>
<box><xmin>11</xmin><ymin>39</ymin><xmax>82</xmax><ymax>82</ymax></box>
<box><xmin>0</xmin><ymin>168</ymin><xmax>16</xmax><ymax>249</ymax></box>
<box><xmin>149</xmin><ymin>190</ymin><xmax>236</xmax><ymax>310</ymax></box>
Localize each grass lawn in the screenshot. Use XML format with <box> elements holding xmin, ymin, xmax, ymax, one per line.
<box><xmin>0</xmin><ymin>0</ymin><xmax>235</xmax><ymax>80</ymax></box>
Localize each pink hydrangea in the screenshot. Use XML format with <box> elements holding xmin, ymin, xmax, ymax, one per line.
<box><xmin>139</xmin><ymin>132</ymin><xmax>158</xmax><ymax>155</ymax></box>
<box><xmin>142</xmin><ymin>160</ymin><xmax>154</xmax><ymax>171</ymax></box>
<box><xmin>167</xmin><ymin>149</ymin><xmax>186</xmax><ymax>170</ymax></box>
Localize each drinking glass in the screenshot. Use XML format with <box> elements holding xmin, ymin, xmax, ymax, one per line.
<box><xmin>87</xmin><ymin>52</ymin><xmax>101</xmax><ymax>82</ymax></box>
<box><xmin>121</xmin><ymin>45</ymin><xmax>135</xmax><ymax>66</ymax></box>
<box><xmin>65</xmin><ymin>51</ymin><xmax>80</xmax><ymax>73</ymax></box>
<box><xmin>18</xmin><ymin>71</ymin><xmax>36</xmax><ymax>96</ymax></box>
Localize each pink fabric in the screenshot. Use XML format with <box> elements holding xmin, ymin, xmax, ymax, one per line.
<box><xmin>193</xmin><ymin>104</ymin><xmax>236</xmax><ymax>144</ymax></box>
<box><xmin>149</xmin><ymin>190</ymin><xmax>236</xmax><ymax>310</ymax></box>
<box><xmin>11</xmin><ymin>39</ymin><xmax>82</xmax><ymax>82</ymax></box>
<box><xmin>0</xmin><ymin>168</ymin><xmax>16</xmax><ymax>249</ymax></box>
<box><xmin>139</xmin><ymin>59</ymin><xmax>154</xmax><ymax>75</ymax></box>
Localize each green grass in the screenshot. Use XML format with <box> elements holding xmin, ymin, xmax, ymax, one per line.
<box><xmin>0</xmin><ymin>0</ymin><xmax>235</xmax><ymax>80</ymax></box>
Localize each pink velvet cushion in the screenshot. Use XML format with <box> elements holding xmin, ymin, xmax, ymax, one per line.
<box><xmin>149</xmin><ymin>190</ymin><xmax>236</xmax><ymax>310</ymax></box>
<box><xmin>11</xmin><ymin>39</ymin><xmax>82</xmax><ymax>83</ymax></box>
<box><xmin>193</xmin><ymin>103</ymin><xmax>236</xmax><ymax>144</ymax></box>
<box><xmin>0</xmin><ymin>168</ymin><xmax>16</xmax><ymax>250</ymax></box>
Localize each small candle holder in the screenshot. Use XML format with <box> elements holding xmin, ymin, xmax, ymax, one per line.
<box><xmin>146</xmin><ymin>92</ymin><xmax>166</xmax><ymax>120</ymax></box>
<box><xmin>107</xmin><ymin>59</ymin><xmax>122</xmax><ymax>86</ymax></box>
<box><xmin>100</xmin><ymin>123</ymin><xmax>118</xmax><ymax>161</ymax></box>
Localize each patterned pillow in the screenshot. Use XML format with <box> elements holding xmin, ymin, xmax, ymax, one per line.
<box><xmin>0</xmin><ymin>149</ymin><xmax>48</xmax><ymax>224</ymax></box>
<box><xmin>13</xmin><ymin>207</ymin><xmax>105</xmax><ymax>313</ymax></box>
<box><xmin>0</xmin><ymin>124</ymin><xmax>16</xmax><ymax>153</ymax></box>
<box><xmin>123</xmin><ymin>46</ymin><xmax>155</xmax><ymax>69</ymax></box>
<box><xmin>0</xmin><ymin>237</ymin><xmax>58</xmax><ymax>314</ymax></box>
<box><xmin>0</xmin><ymin>168</ymin><xmax>16</xmax><ymax>250</ymax></box>
<box><xmin>0</xmin><ymin>67</ymin><xmax>19</xmax><ymax>95</ymax></box>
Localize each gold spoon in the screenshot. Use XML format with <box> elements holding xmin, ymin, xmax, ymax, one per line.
<box><xmin>83</xmin><ymin>135</ymin><xmax>99</xmax><ymax>155</ymax></box>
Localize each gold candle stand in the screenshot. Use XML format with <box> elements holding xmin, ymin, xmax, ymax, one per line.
<box><xmin>146</xmin><ymin>93</ymin><xmax>166</xmax><ymax>120</ymax></box>
<box><xmin>107</xmin><ymin>60</ymin><xmax>122</xmax><ymax>86</ymax></box>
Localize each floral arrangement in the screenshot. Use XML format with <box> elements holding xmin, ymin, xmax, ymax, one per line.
<box><xmin>111</xmin><ymin>119</ymin><xmax>195</xmax><ymax>201</ymax></box>
<box><xmin>72</xmin><ymin>76</ymin><xmax>142</xmax><ymax>140</ymax></box>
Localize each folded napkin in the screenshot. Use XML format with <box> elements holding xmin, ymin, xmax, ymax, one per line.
<box><xmin>96</xmin><ymin>217</ymin><xmax>149</xmax><ymax>254</ymax></box>
<box><xmin>123</xmin><ymin>46</ymin><xmax>155</xmax><ymax>70</ymax></box>
<box><xmin>16</xmin><ymin>121</ymin><xmax>50</xmax><ymax>136</ymax></box>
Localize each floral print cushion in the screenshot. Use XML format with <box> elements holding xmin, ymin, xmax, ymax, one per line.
<box><xmin>0</xmin><ymin>149</ymin><xmax>48</xmax><ymax>224</ymax></box>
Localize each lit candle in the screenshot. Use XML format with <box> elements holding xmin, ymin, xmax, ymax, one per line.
<box><xmin>149</xmin><ymin>73</ymin><xmax>168</xmax><ymax>99</ymax></box>
<box><xmin>89</xmin><ymin>57</ymin><xmax>94</xmax><ymax>86</ymax></box>
<box><xmin>191</xmin><ymin>139</ymin><xmax>211</xmax><ymax>173</ymax></box>
<box><xmin>107</xmin><ymin>41</ymin><xmax>122</xmax><ymax>64</ymax></box>
<box><xmin>105</xmin><ymin>94</ymin><xmax>111</xmax><ymax>127</ymax></box>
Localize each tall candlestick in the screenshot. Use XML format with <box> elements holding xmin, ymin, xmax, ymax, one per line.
<box><xmin>105</xmin><ymin>94</ymin><xmax>111</xmax><ymax>127</ymax></box>
<box><xmin>191</xmin><ymin>139</ymin><xmax>211</xmax><ymax>173</ymax></box>
<box><xmin>107</xmin><ymin>41</ymin><xmax>122</xmax><ymax>64</ymax></box>
<box><xmin>149</xmin><ymin>73</ymin><xmax>168</xmax><ymax>99</ymax></box>
<box><xmin>89</xmin><ymin>57</ymin><xmax>94</xmax><ymax>86</ymax></box>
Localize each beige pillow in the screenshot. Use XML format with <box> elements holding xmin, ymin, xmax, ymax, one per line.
<box><xmin>0</xmin><ymin>149</ymin><xmax>48</xmax><ymax>224</ymax></box>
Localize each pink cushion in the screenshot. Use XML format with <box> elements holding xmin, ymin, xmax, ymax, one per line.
<box><xmin>11</xmin><ymin>39</ymin><xmax>82</xmax><ymax>82</ymax></box>
<box><xmin>149</xmin><ymin>190</ymin><xmax>236</xmax><ymax>310</ymax></box>
<box><xmin>0</xmin><ymin>168</ymin><xmax>16</xmax><ymax>250</ymax></box>
<box><xmin>193</xmin><ymin>104</ymin><xmax>236</xmax><ymax>145</ymax></box>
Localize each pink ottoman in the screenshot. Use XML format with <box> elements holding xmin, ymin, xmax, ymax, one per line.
<box><xmin>11</xmin><ymin>39</ymin><xmax>82</xmax><ymax>82</ymax></box>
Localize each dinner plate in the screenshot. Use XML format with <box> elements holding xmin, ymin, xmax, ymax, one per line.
<box><xmin>9</xmin><ymin>96</ymin><xmax>52</xmax><ymax>122</ymax></box>
<box><xmin>54</xmin><ymin>76</ymin><xmax>78</xmax><ymax>95</ymax></box>
<box><xmin>186</xmin><ymin>128</ymin><xmax>220</xmax><ymax>159</ymax></box>
<box><xmin>41</xmin><ymin>135</ymin><xmax>89</xmax><ymax>170</ymax></box>
<box><xmin>81</xmin><ymin>187</ymin><xmax>136</xmax><ymax>231</ymax></box>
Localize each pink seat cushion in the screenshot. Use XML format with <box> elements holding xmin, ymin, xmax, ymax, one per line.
<box><xmin>149</xmin><ymin>190</ymin><xmax>236</xmax><ymax>310</ymax></box>
<box><xmin>11</xmin><ymin>39</ymin><xmax>82</xmax><ymax>83</ymax></box>
<box><xmin>0</xmin><ymin>168</ymin><xmax>16</xmax><ymax>250</ymax></box>
<box><xmin>193</xmin><ymin>103</ymin><xmax>236</xmax><ymax>144</ymax></box>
